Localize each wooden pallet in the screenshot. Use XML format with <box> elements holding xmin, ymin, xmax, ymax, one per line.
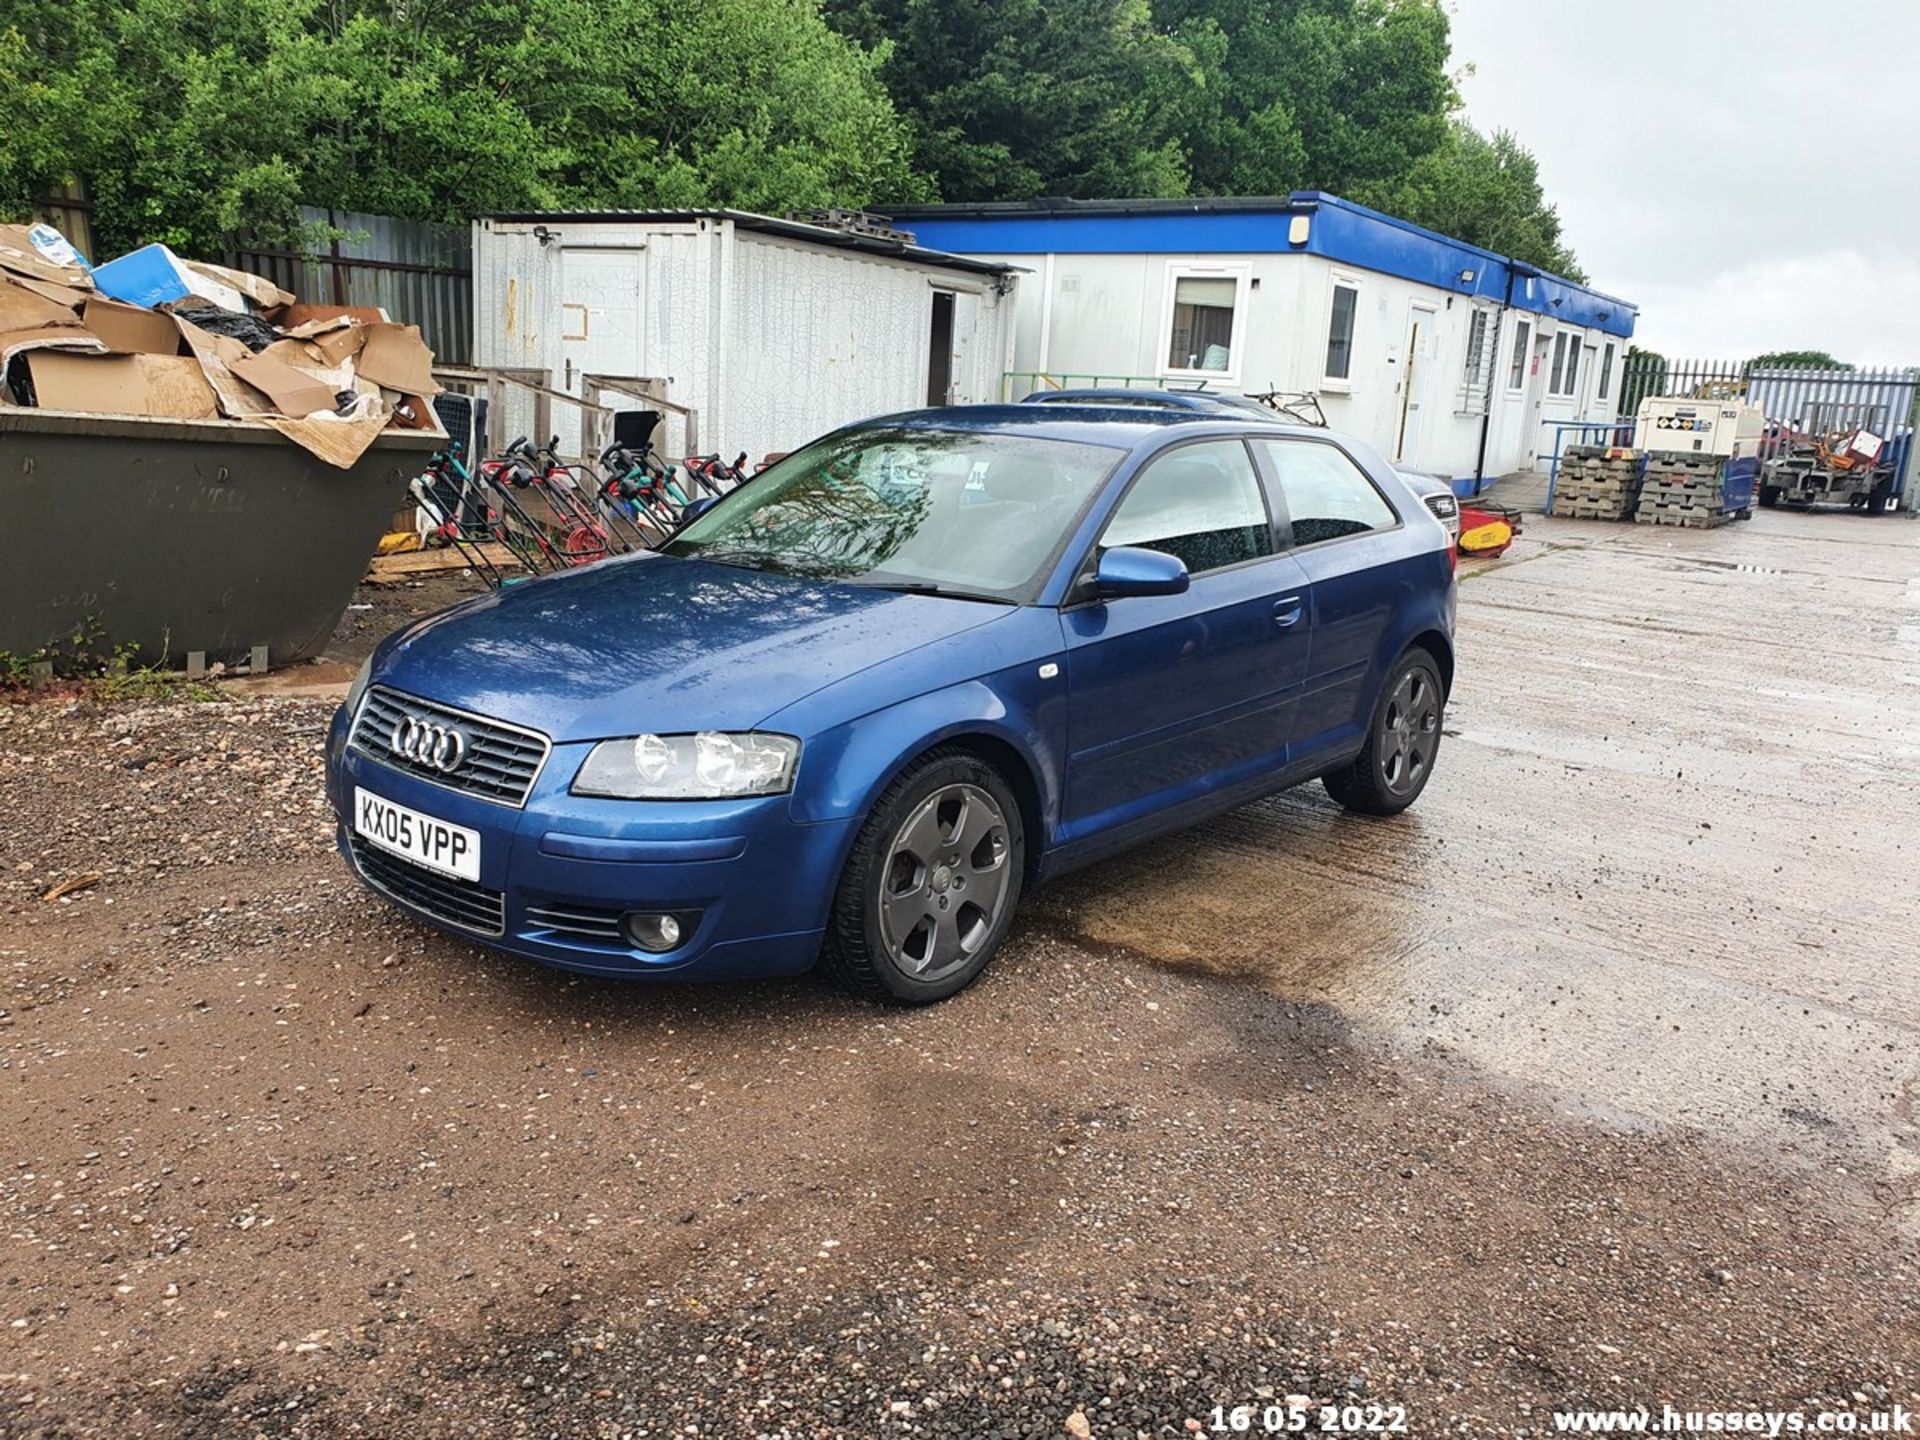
<box><xmin>1635</xmin><ymin>507</ymin><xmax>1728</xmax><ymax>529</ymax></box>
<box><xmin>1552</xmin><ymin>501</ymin><xmax>1634</xmax><ymax>520</ymax></box>
<box><xmin>365</xmin><ymin>543</ymin><xmax>523</xmax><ymax>582</ymax></box>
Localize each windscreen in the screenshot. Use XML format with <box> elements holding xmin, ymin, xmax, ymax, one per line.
<box><xmin>662</xmin><ymin>427</ymin><xmax>1122</xmax><ymax>601</ymax></box>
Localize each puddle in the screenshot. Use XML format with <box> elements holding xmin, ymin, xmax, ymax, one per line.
<box><xmin>1032</xmin><ymin>517</ymin><xmax>1920</xmax><ymax>1172</ymax></box>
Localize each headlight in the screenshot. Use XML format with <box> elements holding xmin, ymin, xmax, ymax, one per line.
<box><xmin>572</xmin><ymin>732</ymin><xmax>801</xmax><ymax>799</ymax></box>
<box><xmin>345</xmin><ymin>657</ymin><xmax>373</xmax><ymax>715</ymax></box>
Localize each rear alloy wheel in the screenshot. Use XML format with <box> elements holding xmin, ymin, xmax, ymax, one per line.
<box><xmin>824</xmin><ymin>750</ymin><xmax>1024</xmax><ymax>1004</ymax></box>
<box><xmin>1322</xmin><ymin>650</ymin><xmax>1445</xmax><ymax>816</ymax></box>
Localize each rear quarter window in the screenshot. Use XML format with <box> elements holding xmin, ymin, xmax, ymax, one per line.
<box><xmin>1255</xmin><ymin>439</ymin><xmax>1399</xmax><ymax>546</ymax></box>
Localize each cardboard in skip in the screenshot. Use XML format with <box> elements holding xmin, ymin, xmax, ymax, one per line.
<box><xmin>28</xmin><ymin>352</ymin><xmax>220</xmax><ymax>420</ymax></box>
<box><xmin>0</xmin><ymin>223</ymin><xmax>92</xmax><ymax>291</ymax></box>
<box><xmin>296</xmin><ymin>324</ymin><xmax>369</xmax><ymax>368</ymax></box>
<box><xmin>0</xmin><ymin>277</ymin><xmax>105</xmax><ymax>368</ymax></box>
<box><xmin>1</xmin><ymin>226</ymin><xmax>442</xmax><ymax>464</ymax></box>
<box><xmin>187</xmin><ymin>260</ymin><xmax>294</xmax><ymax>311</ymax></box>
<box><xmin>83</xmin><ymin>297</ymin><xmax>183</xmax><ymax>355</ymax></box>
<box><xmin>228</xmin><ymin>351</ymin><xmax>340</xmax><ymax>418</ymax></box>
<box><xmin>173</xmin><ymin>316</ymin><xmax>276</xmax><ymax>418</ymax></box>
<box><xmin>279</xmin><ymin>303</ymin><xmax>388</xmax><ymax>330</ymax></box>
<box><xmin>353</xmin><ymin>323</ymin><xmax>441</xmax><ymax>396</ymax></box>
<box><xmin>7</xmin><ymin>274</ymin><xmax>89</xmax><ymax>309</ymax></box>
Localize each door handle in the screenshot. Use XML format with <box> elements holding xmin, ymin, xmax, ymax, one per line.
<box><xmin>1272</xmin><ymin>595</ymin><xmax>1304</xmax><ymax>628</ymax></box>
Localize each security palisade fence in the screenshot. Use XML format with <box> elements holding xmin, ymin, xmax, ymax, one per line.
<box><xmin>1619</xmin><ymin>353</ymin><xmax>1919</xmax><ymax>512</ymax></box>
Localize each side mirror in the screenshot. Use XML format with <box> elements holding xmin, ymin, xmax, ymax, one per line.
<box><xmin>1094</xmin><ymin>545</ymin><xmax>1189</xmax><ymax>598</ymax></box>
<box><xmin>679</xmin><ymin>496</ymin><xmax>719</xmax><ymax>525</ymax></box>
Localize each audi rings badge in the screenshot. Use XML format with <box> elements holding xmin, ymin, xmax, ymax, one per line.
<box><xmin>389</xmin><ymin>716</ymin><xmax>468</xmax><ymax>774</ymax></box>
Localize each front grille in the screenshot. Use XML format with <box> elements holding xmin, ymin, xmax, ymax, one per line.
<box><xmin>350</xmin><ymin>835</ymin><xmax>506</xmax><ymax>937</ymax></box>
<box><xmin>524</xmin><ymin>901</ymin><xmax>626</xmax><ymax>946</ymax></box>
<box><xmin>350</xmin><ymin>686</ymin><xmax>550</xmax><ymax>808</ymax></box>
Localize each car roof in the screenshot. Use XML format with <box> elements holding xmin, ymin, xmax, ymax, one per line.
<box><xmin>853</xmin><ymin>403</ymin><xmax>1324</xmax><ymax>451</ymax></box>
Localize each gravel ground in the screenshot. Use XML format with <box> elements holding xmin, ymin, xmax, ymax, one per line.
<box><xmin>328</xmin><ymin>571</ymin><xmax>490</xmax><ymax>670</ymax></box>
<box><xmin>2</xmin><ymin>685</ymin><xmax>1916</xmax><ymax>1438</ymax></box>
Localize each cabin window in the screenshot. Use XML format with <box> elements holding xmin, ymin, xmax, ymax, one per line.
<box><xmin>1160</xmin><ymin>265</ymin><xmax>1249</xmax><ymax>379</ymax></box>
<box><xmin>1323</xmin><ymin>279</ymin><xmax>1360</xmax><ymax>385</ymax></box>
<box><xmin>1508</xmin><ymin>319</ymin><xmax>1532</xmax><ymax>390</ymax></box>
<box><xmin>1457</xmin><ymin>307</ymin><xmax>1495</xmax><ymax>410</ymax></box>
<box><xmin>1549</xmin><ymin>332</ymin><xmax>1580</xmax><ymax>397</ymax></box>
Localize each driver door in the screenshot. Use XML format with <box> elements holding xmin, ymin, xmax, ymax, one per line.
<box><xmin>1060</xmin><ymin>437</ymin><xmax>1312</xmax><ymax>844</ymax></box>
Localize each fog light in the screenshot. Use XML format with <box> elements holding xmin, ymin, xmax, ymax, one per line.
<box><xmin>624</xmin><ymin>911</ymin><xmax>684</xmax><ymax>953</ymax></box>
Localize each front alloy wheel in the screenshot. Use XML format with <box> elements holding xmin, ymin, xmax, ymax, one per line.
<box><xmin>825</xmin><ymin>750</ymin><xmax>1026</xmax><ymax>1004</ymax></box>
<box><xmin>878</xmin><ymin>783</ymin><xmax>1014</xmax><ymax>984</ymax></box>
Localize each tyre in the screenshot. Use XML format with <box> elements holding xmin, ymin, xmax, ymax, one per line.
<box><xmin>823</xmin><ymin>748</ymin><xmax>1026</xmax><ymax>1004</ymax></box>
<box><xmin>1866</xmin><ymin>482</ymin><xmax>1895</xmax><ymax>516</ymax></box>
<box><xmin>1322</xmin><ymin>649</ymin><xmax>1445</xmax><ymax>817</ymax></box>
<box><xmin>1759</xmin><ymin>485</ymin><xmax>1780</xmax><ymax>508</ymax></box>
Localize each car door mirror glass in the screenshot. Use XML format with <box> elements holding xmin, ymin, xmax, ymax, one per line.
<box><xmin>1094</xmin><ymin>545</ymin><xmax>1190</xmax><ymax>598</ymax></box>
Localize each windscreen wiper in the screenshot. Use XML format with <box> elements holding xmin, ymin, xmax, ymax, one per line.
<box><xmin>847</xmin><ymin>580</ymin><xmax>1017</xmax><ymax>605</ymax></box>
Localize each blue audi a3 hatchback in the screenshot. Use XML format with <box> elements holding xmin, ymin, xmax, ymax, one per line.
<box><xmin>327</xmin><ymin>405</ymin><xmax>1455</xmax><ymax>1003</ymax></box>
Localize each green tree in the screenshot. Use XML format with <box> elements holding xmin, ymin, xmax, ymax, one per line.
<box><xmin>1619</xmin><ymin>345</ymin><xmax>1668</xmax><ymax>413</ymax></box>
<box><xmin>1157</xmin><ymin>0</ymin><xmax>1455</xmax><ymax>206</ymax></box>
<box><xmin>1750</xmin><ymin>350</ymin><xmax>1851</xmax><ymax>371</ymax></box>
<box><xmin>1388</xmin><ymin>119</ymin><xmax>1584</xmax><ymax>279</ymax></box>
<box><xmin>0</xmin><ymin>0</ymin><xmax>921</xmax><ymax>257</ymax></box>
<box><xmin>825</xmin><ymin>0</ymin><xmax>1197</xmax><ymax>200</ymax></box>
<box><xmin>835</xmin><ymin>0</ymin><xmax>1583</xmax><ymax>278</ymax></box>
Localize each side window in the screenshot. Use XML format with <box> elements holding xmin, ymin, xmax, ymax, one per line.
<box><xmin>1324</xmin><ymin>279</ymin><xmax>1359</xmax><ymax>383</ymax></box>
<box><xmin>1160</xmin><ymin>265</ymin><xmax>1249</xmax><ymax>379</ymax></box>
<box><xmin>1100</xmin><ymin>440</ymin><xmax>1272</xmax><ymax>576</ymax></box>
<box><xmin>1256</xmin><ymin>440</ymin><xmax>1398</xmax><ymax>546</ymax></box>
<box><xmin>1548</xmin><ymin>332</ymin><xmax>1580</xmax><ymax>397</ymax></box>
<box><xmin>1508</xmin><ymin>319</ymin><xmax>1532</xmax><ymax>390</ymax></box>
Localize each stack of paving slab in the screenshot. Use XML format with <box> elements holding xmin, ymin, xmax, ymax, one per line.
<box><xmin>1551</xmin><ymin>445</ymin><xmax>1643</xmax><ymax>520</ymax></box>
<box><xmin>1635</xmin><ymin>453</ymin><xmax>1731</xmax><ymax>529</ymax></box>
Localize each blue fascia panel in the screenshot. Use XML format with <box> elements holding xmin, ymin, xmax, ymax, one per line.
<box><xmin>1507</xmin><ymin>269</ymin><xmax>1636</xmax><ymax>339</ymax></box>
<box><xmin>904</xmin><ymin>192</ymin><xmax>1637</xmax><ymax>339</ymax></box>
<box><xmin>901</xmin><ymin>210</ymin><xmax>1297</xmax><ymax>257</ymax></box>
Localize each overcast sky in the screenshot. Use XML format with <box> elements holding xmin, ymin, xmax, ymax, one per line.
<box><xmin>1448</xmin><ymin>0</ymin><xmax>1920</xmax><ymax>365</ymax></box>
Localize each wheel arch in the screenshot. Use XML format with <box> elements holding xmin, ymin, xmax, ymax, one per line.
<box><xmin>920</xmin><ymin>732</ymin><xmax>1048</xmax><ymax>887</ymax></box>
<box><xmin>1407</xmin><ymin>627</ymin><xmax>1454</xmax><ymax>697</ymax></box>
<box><xmin>789</xmin><ymin>682</ymin><xmax>1060</xmax><ymax>888</ymax></box>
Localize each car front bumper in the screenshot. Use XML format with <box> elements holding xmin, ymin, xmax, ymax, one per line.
<box><xmin>324</xmin><ymin>706</ymin><xmax>852</xmax><ymax>981</ymax></box>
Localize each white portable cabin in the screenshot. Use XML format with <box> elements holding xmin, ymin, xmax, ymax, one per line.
<box><xmin>893</xmin><ymin>195</ymin><xmax>1639</xmax><ymax>485</ymax></box>
<box><xmin>472</xmin><ymin>209</ymin><xmax>1019</xmax><ymax>464</ymax></box>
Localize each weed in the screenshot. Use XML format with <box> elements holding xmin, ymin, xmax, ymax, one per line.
<box><xmin>1</xmin><ymin>620</ymin><xmax>220</xmax><ymax>703</ymax></box>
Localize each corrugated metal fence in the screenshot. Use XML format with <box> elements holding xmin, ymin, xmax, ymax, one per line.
<box><xmin>227</xmin><ymin>206</ymin><xmax>472</xmax><ymax>364</ymax></box>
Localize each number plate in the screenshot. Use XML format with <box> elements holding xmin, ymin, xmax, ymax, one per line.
<box><xmin>354</xmin><ymin>787</ymin><xmax>481</xmax><ymax>882</ymax></box>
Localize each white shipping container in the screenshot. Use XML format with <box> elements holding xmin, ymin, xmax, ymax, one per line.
<box><xmin>472</xmin><ymin>211</ymin><xmax>1018</xmax><ymax>466</ymax></box>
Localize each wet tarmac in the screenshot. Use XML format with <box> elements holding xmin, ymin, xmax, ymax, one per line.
<box><xmin>1030</xmin><ymin>507</ymin><xmax>1920</xmax><ymax>1217</ymax></box>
